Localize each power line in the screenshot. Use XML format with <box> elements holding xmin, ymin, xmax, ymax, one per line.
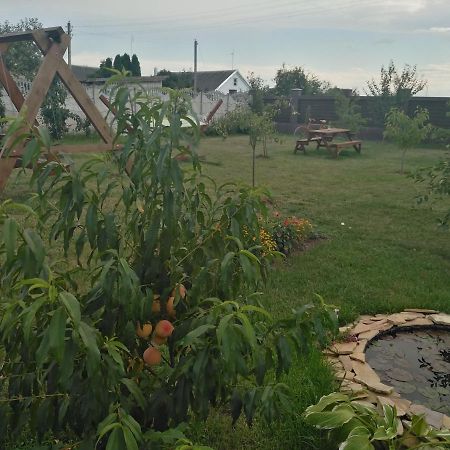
<box><xmin>74</xmin><ymin>0</ymin><xmax>383</xmax><ymax>32</ymax></box>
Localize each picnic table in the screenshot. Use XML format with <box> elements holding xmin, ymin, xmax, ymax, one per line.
<box><xmin>294</xmin><ymin>126</ymin><xmax>362</xmax><ymax>158</ymax></box>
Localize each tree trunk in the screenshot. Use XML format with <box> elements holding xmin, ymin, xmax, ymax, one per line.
<box><xmin>400</xmin><ymin>148</ymin><xmax>408</xmax><ymax>174</ymax></box>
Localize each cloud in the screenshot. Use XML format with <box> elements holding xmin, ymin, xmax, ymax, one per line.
<box><xmin>426</xmin><ymin>27</ymin><xmax>450</xmax><ymax>33</ymax></box>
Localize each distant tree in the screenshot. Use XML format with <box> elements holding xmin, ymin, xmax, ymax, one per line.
<box><xmin>113</xmin><ymin>54</ymin><xmax>122</xmax><ymax>71</ymax></box>
<box><xmin>121</xmin><ymin>53</ymin><xmax>132</xmax><ymax>72</ymax></box>
<box><xmin>0</xmin><ymin>18</ymin><xmax>42</xmax><ymax>80</ymax></box>
<box><xmin>366</xmin><ymin>61</ymin><xmax>427</xmax><ymax>97</ymax></box>
<box><xmin>159</xmin><ymin>70</ymin><xmax>193</xmax><ymax>89</ymax></box>
<box><xmin>247</xmin><ymin>72</ymin><xmax>269</xmax><ymax>114</ymax></box>
<box><xmin>365</xmin><ymin>61</ymin><xmax>427</xmax><ymax>126</ymax></box>
<box><xmin>131</xmin><ymin>54</ymin><xmax>141</xmax><ymax>76</ymax></box>
<box><xmin>274</xmin><ymin>64</ymin><xmax>330</xmax><ymax>96</ymax></box>
<box><xmin>41</xmin><ymin>77</ymin><xmax>71</xmax><ymax>140</ymax></box>
<box><xmin>93</xmin><ymin>57</ymin><xmax>113</xmax><ymax>78</ymax></box>
<box><xmin>384</xmin><ymin>107</ymin><xmax>430</xmax><ymax>174</ymax></box>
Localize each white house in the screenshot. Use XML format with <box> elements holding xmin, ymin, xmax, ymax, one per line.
<box><xmin>173</xmin><ymin>70</ymin><xmax>251</xmax><ymax>94</ymax></box>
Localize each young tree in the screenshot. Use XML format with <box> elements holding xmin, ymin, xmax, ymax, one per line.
<box><xmin>131</xmin><ymin>54</ymin><xmax>141</xmax><ymax>76</ymax></box>
<box><xmin>330</xmin><ymin>90</ymin><xmax>366</xmax><ymax>133</ymax></box>
<box><xmin>274</xmin><ymin>64</ymin><xmax>330</xmax><ymax>96</ymax></box>
<box><xmin>413</xmin><ymin>154</ymin><xmax>450</xmax><ymax>228</ymax></box>
<box><xmin>247</xmin><ymin>72</ymin><xmax>269</xmax><ymax>114</ymax></box>
<box><xmin>0</xmin><ymin>18</ymin><xmax>43</xmax><ymax>80</ymax></box>
<box><xmin>384</xmin><ymin>108</ymin><xmax>430</xmax><ymax>174</ymax></box>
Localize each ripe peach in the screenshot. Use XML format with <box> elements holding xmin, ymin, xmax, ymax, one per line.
<box><xmin>136</xmin><ymin>322</ymin><xmax>153</xmax><ymax>338</ymax></box>
<box><xmin>171</xmin><ymin>284</ymin><xmax>187</xmax><ymax>299</ymax></box>
<box><xmin>154</xmin><ymin>320</ymin><xmax>174</xmax><ymax>338</ymax></box>
<box><xmin>143</xmin><ymin>346</ymin><xmax>162</xmax><ymax>366</ymax></box>
<box><xmin>152</xmin><ymin>294</ymin><xmax>161</xmax><ymax>314</ymax></box>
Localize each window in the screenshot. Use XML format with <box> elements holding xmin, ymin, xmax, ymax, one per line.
<box><xmin>233</xmin><ymin>78</ymin><xmax>237</xmax><ymax>86</ymax></box>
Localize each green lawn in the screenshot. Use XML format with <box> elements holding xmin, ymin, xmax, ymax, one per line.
<box><xmin>1</xmin><ymin>134</ymin><xmax>449</xmax><ymax>450</ymax></box>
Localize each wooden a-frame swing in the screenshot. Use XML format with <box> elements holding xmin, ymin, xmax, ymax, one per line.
<box><xmin>0</xmin><ymin>26</ymin><xmax>119</xmax><ymax>192</ymax></box>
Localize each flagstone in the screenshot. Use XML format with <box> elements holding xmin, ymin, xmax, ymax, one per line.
<box><xmin>399</xmin><ymin>317</ymin><xmax>434</xmax><ymax>327</ymax></box>
<box><xmin>350</xmin><ymin>352</ymin><xmax>366</xmax><ymax>363</ymax></box>
<box><xmin>429</xmin><ymin>314</ymin><xmax>450</xmax><ymax>326</ymax></box>
<box><xmin>339</xmin><ymin>355</ymin><xmax>354</xmax><ymax>372</ymax></box>
<box><xmin>330</xmin><ymin>341</ymin><xmax>358</xmax><ymax>355</ymax></box>
<box><xmin>409</xmin><ymin>404</ymin><xmax>445</xmax><ymax>429</ymax></box>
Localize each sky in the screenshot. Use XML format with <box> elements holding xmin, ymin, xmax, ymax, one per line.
<box><xmin>3</xmin><ymin>0</ymin><xmax>450</xmax><ymax>95</ymax></box>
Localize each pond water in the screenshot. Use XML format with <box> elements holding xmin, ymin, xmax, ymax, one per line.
<box><xmin>365</xmin><ymin>328</ymin><xmax>450</xmax><ymax>415</ymax></box>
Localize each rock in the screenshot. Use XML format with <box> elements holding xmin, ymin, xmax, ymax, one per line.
<box><xmin>429</xmin><ymin>314</ymin><xmax>450</xmax><ymax>326</ymax></box>
<box><xmin>404</xmin><ymin>308</ymin><xmax>438</xmax><ymax>314</ymax></box>
<box><xmin>354</xmin><ymin>377</ymin><xmax>393</xmax><ymax>395</ymax></box>
<box><xmin>352</xmin><ymin>359</ymin><xmax>381</xmax><ymax>385</ymax></box>
<box><xmin>339</xmin><ymin>355</ymin><xmax>354</xmax><ymax>372</ymax></box>
<box><xmin>409</xmin><ymin>404</ymin><xmax>445</xmax><ymax>429</ymax></box>
<box><xmin>352</xmin><ymin>319</ymin><xmax>388</xmax><ymax>335</ymax></box>
<box><xmin>350</xmin><ymin>352</ymin><xmax>366</xmax><ymax>363</ymax></box>
<box><xmin>442</xmin><ymin>414</ymin><xmax>450</xmax><ymax>430</ymax></box>
<box><xmin>341</xmin><ymin>381</ymin><xmax>365</xmax><ymax>393</ymax></box>
<box><xmin>387</xmin><ymin>313</ymin><xmax>408</xmax><ymax>325</ymax></box>
<box><xmin>399</xmin><ymin>318</ymin><xmax>434</xmax><ymax>327</ymax></box>
<box><xmin>354</xmin><ymin>339</ymin><xmax>368</xmax><ymax>353</ymax></box>
<box><xmin>330</xmin><ymin>341</ymin><xmax>358</xmax><ymax>355</ymax></box>
<box><xmin>358</xmin><ymin>329</ymin><xmax>380</xmax><ymax>341</ymax></box>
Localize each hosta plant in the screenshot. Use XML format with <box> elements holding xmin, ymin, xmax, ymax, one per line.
<box><xmin>304</xmin><ymin>392</ymin><xmax>450</xmax><ymax>450</ymax></box>
<box><xmin>0</xmin><ymin>83</ymin><xmax>337</xmax><ymax>449</ymax></box>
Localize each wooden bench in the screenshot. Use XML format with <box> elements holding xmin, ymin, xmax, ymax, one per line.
<box><xmin>294</xmin><ymin>137</ymin><xmax>322</xmax><ymax>154</ymax></box>
<box><xmin>328</xmin><ymin>140</ymin><xmax>362</xmax><ymax>158</ymax></box>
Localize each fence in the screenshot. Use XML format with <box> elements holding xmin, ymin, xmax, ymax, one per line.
<box><xmin>0</xmin><ymin>81</ymin><xmax>250</xmax><ymax>132</ymax></box>
<box><xmin>271</xmin><ymin>93</ymin><xmax>450</xmax><ymax>139</ymax></box>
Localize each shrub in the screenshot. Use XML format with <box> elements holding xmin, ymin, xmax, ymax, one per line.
<box><xmin>304</xmin><ymin>392</ymin><xmax>450</xmax><ymax>449</ymax></box>
<box><xmin>0</xmin><ymin>83</ymin><xmax>337</xmax><ymax>449</ymax></box>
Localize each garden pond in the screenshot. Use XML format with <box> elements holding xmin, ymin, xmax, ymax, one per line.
<box><xmin>365</xmin><ymin>327</ymin><xmax>450</xmax><ymax>416</ymax></box>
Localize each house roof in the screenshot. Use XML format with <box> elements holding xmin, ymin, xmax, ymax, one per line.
<box><xmin>82</xmin><ymin>75</ymin><xmax>165</xmax><ymax>85</ymax></box>
<box><xmin>71</xmin><ymin>65</ymin><xmax>98</xmax><ymax>82</ymax></box>
<box><xmin>173</xmin><ymin>70</ymin><xmax>236</xmax><ymax>91</ymax></box>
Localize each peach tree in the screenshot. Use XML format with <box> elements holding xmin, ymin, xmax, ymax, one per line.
<box><xmin>0</xmin><ymin>85</ymin><xmax>337</xmax><ymax>449</ymax></box>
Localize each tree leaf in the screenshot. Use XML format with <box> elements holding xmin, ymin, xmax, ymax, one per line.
<box><xmin>59</xmin><ymin>291</ymin><xmax>81</xmax><ymax>327</ymax></box>
<box><xmin>48</xmin><ymin>306</ymin><xmax>67</xmax><ymax>362</ymax></box>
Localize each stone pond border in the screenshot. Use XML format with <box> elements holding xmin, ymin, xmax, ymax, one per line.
<box><xmin>325</xmin><ymin>309</ymin><xmax>450</xmax><ymax>430</ymax></box>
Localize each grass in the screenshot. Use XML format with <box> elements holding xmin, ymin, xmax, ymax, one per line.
<box><xmin>1</xmin><ymin>134</ymin><xmax>449</xmax><ymax>450</ymax></box>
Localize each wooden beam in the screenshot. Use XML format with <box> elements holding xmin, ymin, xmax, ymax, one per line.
<box><xmin>99</xmin><ymin>94</ymin><xmax>134</xmax><ymax>133</ymax></box>
<box><xmin>57</xmin><ymin>62</ymin><xmax>114</xmax><ymax>144</ymax></box>
<box><xmin>0</xmin><ymin>54</ymin><xmax>40</xmax><ymax>127</ymax></box>
<box><xmin>0</xmin><ymin>158</ymin><xmax>16</xmax><ymax>192</ymax></box>
<box><xmin>0</xmin><ymin>27</ymin><xmax>64</xmax><ymax>44</ymax></box>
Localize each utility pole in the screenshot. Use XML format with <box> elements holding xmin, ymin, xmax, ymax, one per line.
<box><xmin>67</xmin><ymin>21</ymin><xmax>72</xmax><ymax>68</ymax></box>
<box><xmin>193</xmin><ymin>39</ymin><xmax>198</xmax><ymax>92</ymax></box>
<box><xmin>231</xmin><ymin>50</ymin><xmax>234</xmax><ymax>70</ymax></box>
